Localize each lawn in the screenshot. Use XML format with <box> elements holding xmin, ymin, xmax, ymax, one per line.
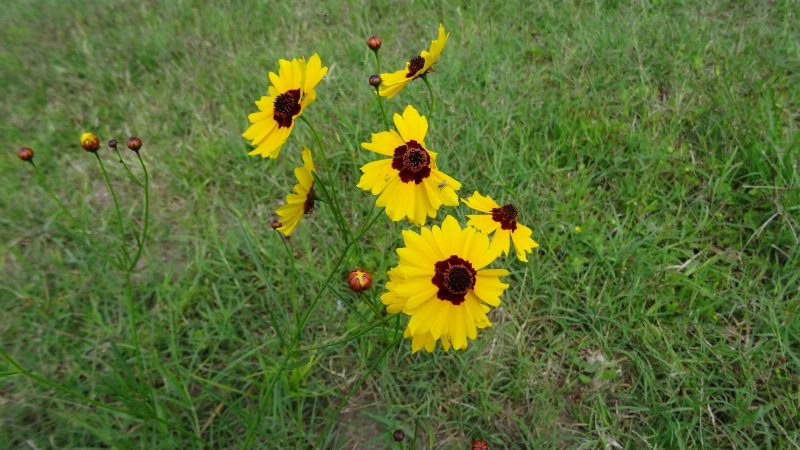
<box><xmin>1</xmin><ymin>0</ymin><xmax>798</xmax><ymax>448</ymax></box>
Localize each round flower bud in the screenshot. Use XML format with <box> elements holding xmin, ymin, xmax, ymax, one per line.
<box><xmin>472</xmin><ymin>439</ymin><xmax>489</xmax><ymax>450</ymax></box>
<box><xmin>369</xmin><ymin>74</ymin><xmax>382</xmax><ymax>88</ymax></box>
<box><xmin>108</xmin><ymin>139</ymin><xmax>118</xmax><ymax>149</ymax></box>
<box><xmin>80</xmin><ymin>132</ymin><xmax>100</xmax><ymax>152</ymax></box>
<box><xmin>18</xmin><ymin>147</ymin><xmax>34</xmax><ymax>161</ymax></box>
<box><xmin>392</xmin><ymin>429</ymin><xmax>405</xmax><ymax>442</ymax></box>
<box><xmin>271</xmin><ymin>219</ymin><xmax>283</xmax><ymax>230</ymax></box>
<box><xmin>348</xmin><ymin>268</ymin><xmax>372</xmax><ymax>292</ymax></box>
<box><xmin>127</xmin><ymin>136</ymin><xmax>143</xmax><ymax>152</ymax></box>
<box><xmin>367</xmin><ymin>35</ymin><xmax>382</xmax><ymax>51</ymax></box>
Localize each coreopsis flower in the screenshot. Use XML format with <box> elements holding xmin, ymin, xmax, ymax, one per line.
<box><xmin>381</xmin><ymin>216</ymin><xmax>509</xmax><ymax>352</ymax></box>
<box><xmin>243</xmin><ymin>54</ymin><xmax>328</xmax><ymax>159</ymax></box>
<box><xmin>80</xmin><ymin>132</ymin><xmax>100</xmax><ymax>152</ymax></box>
<box><xmin>379</xmin><ymin>24</ymin><xmax>449</xmax><ymax>99</ymax></box>
<box><xmin>275</xmin><ymin>147</ymin><xmax>315</xmax><ymax>236</ymax></box>
<box><xmin>462</xmin><ymin>192</ymin><xmax>539</xmax><ymax>262</ymax></box>
<box><xmin>357</xmin><ymin>105</ymin><xmax>460</xmax><ymax>225</ymax></box>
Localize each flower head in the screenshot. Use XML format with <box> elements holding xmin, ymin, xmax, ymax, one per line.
<box><xmin>462</xmin><ymin>191</ymin><xmax>539</xmax><ymax>262</ymax></box>
<box><xmin>348</xmin><ymin>268</ymin><xmax>372</xmax><ymax>292</ymax></box>
<box><xmin>80</xmin><ymin>132</ymin><xmax>100</xmax><ymax>152</ymax></box>
<box><xmin>17</xmin><ymin>147</ymin><xmax>34</xmax><ymax>161</ymax></box>
<box><xmin>381</xmin><ymin>216</ymin><xmax>509</xmax><ymax>352</ymax></box>
<box><xmin>127</xmin><ymin>136</ymin><xmax>142</xmax><ymax>151</ymax></box>
<box><xmin>243</xmin><ymin>54</ymin><xmax>328</xmax><ymax>160</ymax></box>
<box><xmin>379</xmin><ymin>24</ymin><xmax>449</xmax><ymax>99</ymax></box>
<box><xmin>275</xmin><ymin>147</ymin><xmax>316</xmax><ymax>236</ymax></box>
<box><xmin>357</xmin><ymin>105</ymin><xmax>461</xmax><ymax>225</ymax></box>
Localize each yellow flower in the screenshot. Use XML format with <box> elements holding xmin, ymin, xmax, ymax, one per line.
<box><xmin>243</xmin><ymin>54</ymin><xmax>328</xmax><ymax>159</ymax></box>
<box><xmin>80</xmin><ymin>132</ymin><xmax>100</xmax><ymax>152</ymax></box>
<box><xmin>275</xmin><ymin>147</ymin><xmax>315</xmax><ymax>236</ymax></box>
<box><xmin>379</xmin><ymin>24</ymin><xmax>449</xmax><ymax>99</ymax></box>
<box><xmin>381</xmin><ymin>215</ymin><xmax>509</xmax><ymax>352</ymax></box>
<box><xmin>462</xmin><ymin>191</ymin><xmax>539</xmax><ymax>262</ymax></box>
<box><xmin>357</xmin><ymin>105</ymin><xmax>461</xmax><ymax>225</ymax></box>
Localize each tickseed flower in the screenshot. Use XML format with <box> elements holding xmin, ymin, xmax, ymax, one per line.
<box><xmin>381</xmin><ymin>216</ymin><xmax>509</xmax><ymax>352</ymax></box>
<box><xmin>275</xmin><ymin>147</ymin><xmax>315</xmax><ymax>236</ymax></box>
<box><xmin>80</xmin><ymin>132</ymin><xmax>100</xmax><ymax>152</ymax></box>
<box><xmin>379</xmin><ymin>24</ymin><xmax>449</xmax><ymax>99</ymax></box>
<box><xmin>462</xmin><ymin>191</ymin><xmax>539</xmax><ymax>262</ymax></box>
<box><xmin>357</xmin><ymin>105</ymin><xmax>460</xmax><ymax>225</ymax></box>
<box><xmin>17</xmin><ymin>147</ymin><xmax>34</xmax><ymax>161</ymax></box>
<box><xmin>348</xmin><ymin>268</ymin><xmax>372</xmax><ymax>292</ymax></box>
<box><xmin>243</xmin><ymin>54</ymin><xmax>328</xmax><ymax>159</ymax></box>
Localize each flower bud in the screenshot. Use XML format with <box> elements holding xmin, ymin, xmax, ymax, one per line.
<box><xmin>108</xmin><ymin>139</ymin><xmax>118</xmax><ymax>149</ymax></box>
<box><xmin>348</xmin><ymin>268</ymin><xmax>372</xmax><ymax>292</ymax></box>
<box><xmin>18</xmin><ymin>147</ymin><xmax>34</xmax><ymax>161</ymax></box>
<box><xmin>80</xmin><ymin>132</ymin><xmax>100</xmax><ymax>152</ymax></box>
<box><xmin>472</xmin><ymin>439</ymin><xmax>489</xmax><ymax>450</ymax></box>
<box><xmin>367</xmin><ymin>35</ymin><xmax>382</xmax><ymax>51</ymax></box>
<box><xmin>127</xmin><ymin>136</ymin><xmax>143</xmax><ymax>152</ymax></box>
<box><xmin>369</xmin><ymin>74</ymin><xmax>382</xmax><ymax>88</ymax></box>
<box><xmin>271</xmin><ymin>219</ymin><xmax>283</xmax><ymax>230</ymax></box>
<box><xmin>392</xmin><ymin>429</ymin><xmax>405</xmax><ymax>442</ymax></box>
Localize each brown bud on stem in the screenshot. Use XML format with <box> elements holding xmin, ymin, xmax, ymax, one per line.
<box><xmin>367</xmin><ymin>35</ymin><xmax>382</xmax><ymax>51</ymax></box>
<box><xmin>271</xmin><ymin>219</ymin><xmax>283</xmax><ymax>230</ymax></box>
<box><xmin>348</xmin><ymin>268</ymin><xmax>372</xmax><ymax>292</ymax></box>
<box><xmin>80</xmin><ymin>132</ymin><xmax>100</xmax><ymax>152</ymax></box>
<box><xmin>108</xmin><ymin>139</ymin><xmax>118</xmax><ymax>149</ymax></box>
<box><xmin>472</xmin><ymin>439</ymin><xmax>489</xmax><ymax>450</ymax></box>
<box><xmin>369</xmin><ymin>74</ymin><xmax>382</xmax><ymax>88</ymax></box>
<box><xmin>18</xmin><ymin>147</ymin><xmax>34</xmax><ymax>162</ymax></box>
<box><xmin>127</xmin><ymin>136</ymin><xmax>142</xmax><ymax>152</ymax></box>
<box><xmin>392</xmin><ymin>430</ymin><xmax>405</xmax><ymax>442</ymax></box>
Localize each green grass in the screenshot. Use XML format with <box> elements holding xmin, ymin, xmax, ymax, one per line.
<box><xmin>2</xmin><ymin>0</ymin><xmax>799</xmax><ymax>448</ymax></box>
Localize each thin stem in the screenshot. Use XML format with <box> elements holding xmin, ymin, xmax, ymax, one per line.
<box><xmin>95</xmin><ymin>152</ymin><xmax>129</xmax><ymax>268</ymax></box>
<box><xmin>128</xmin><ymin>152</ymin><xmax>150</xmax><ymax>272</ymax></box>
<box><xmin>114</xmin><ymin>148</ymin><xmax>144</xmax><ymax>187</ymax></box>
<box><xmin>300</xmin><ymin>116</ymin><xmax>352</xmax><ymax>240</ymax></box>
<box><xmin>421</xmin><ymin>74</ymin><xmax>436</xmax><ymax>118</ymax></box>
<box><xmin>372</xmin><ymin>49</ymin><xmax>382</xmax><ymax>73</ymax></box>
<box><xmin>29</xmin><ymin>162</ymin><xmax>79</xmax><ymax>223</ymax></box>
<box><xmin>373</xmin><ymin>87</ymin><xmax>391</xmax><ymax>130</ymax></box>
<box><xmin>280</xmin><ymin>236</ymin><xmax>300</xmax><ymax>331</ymax></box>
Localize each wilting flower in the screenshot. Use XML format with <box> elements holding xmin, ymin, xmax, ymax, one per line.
<box><xmin>381</xmin><ymin>216</ymin><xmax>509</xmax><ymax>352</ymax></box>
<box><xmin>243</xmin><ymin>54</ymin><xmax>328</xmax><ymax>159</ymax></box>
<box><xmin>357</xmin><ymin>105</ymin><xmax>460</xmax><ymax>225</ymax></box>
<box><xmin>379</xmin><ymin>24</ymin><xmax>449</xmax><ymax>99</ymax></box>
<box><xmin>80</xmin><ymin>132</ymin><xmax>100</xmax><ymax>152</ymax></box>
<box><xmin>462</xmin><ymin>191</ymin><xmax>538</xmax><ymax>262</ymax></box>
<box><xmin>275</xmin><ymin>147</ymin><xmax>315</xmax><ymax>236</ymax></box>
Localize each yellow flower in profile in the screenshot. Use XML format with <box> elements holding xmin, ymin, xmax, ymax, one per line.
<box><xmin>357</xmin><ymin>105</ymin><xmax>461</xmax><ymax>225</ymax></box>
<box><xmin>275</xmin><ymin>147</ymin><xmax>315</xmax><ymax>236</ymax></box>
<box><xmin>462</xmin><ymin>191</ymin><xmax>539</xmax><ymax>262</ymax></box>
<box><xmin>243</xmin><ymin>54</ymin><xmax>328</xmax><ymax>159</ymax></box>
<box><xmin>381</xmin><ymin>215</ymin><xmax>510</xmax><ymax>352</ymax></box>
<box><xmin>379</xmin><ymin>24</ymin><xmax>449</xmax><ymax>99</ymax></box>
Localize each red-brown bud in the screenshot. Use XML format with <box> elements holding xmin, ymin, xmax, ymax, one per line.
<box><xmin>271</xmin><ymin>219</ymin><xmax>283</xmax><ymax>230</ymax></box>
<box><xmin>369</xmin><ymin>74</ymin><xmax>382</xmax><ymax>88</ymax></box>
<box><xmin>80</xmin><ymin>132</ymin><xmax>100</xmax><ymax>152</ymax></box>
<box><xmin>17</xmin><ymin>147</ymin><xmax>34</xmax><ymax>161</ymax></box>
<box><xmin>392</xmin><ymin>429</ymin><xmax>405</xmax><ymax>442</ymax></box>
<box><xmin>108</xmin><ymin>139</ymin><xmax>118</xmax><ymax>149</ymax></box>
<box><xmin>472</xmin><ymin>439</ymin><xmax>489</xmax><ymax>450</ymax></box>
<box><xmin>367</xmin><ymin>35</ymin><xmax>382</xmax><ymax>51</ymax></box>
<box><xmin>348</xmin><ymin>268</ymin><xmax>372</xmax><ymax>292</ymax></box>
<box><xmin>127</xmin><ymin>136</ymin><xmax>142</xmax><ymax>152</ymax></box>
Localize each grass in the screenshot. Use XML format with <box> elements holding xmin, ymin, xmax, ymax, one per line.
<box><xmin>1</xmin><ymin>0</ymin><xmax>799</xmax><ymax>448</ymax></box>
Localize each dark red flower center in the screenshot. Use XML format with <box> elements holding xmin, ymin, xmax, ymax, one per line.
<box><xmin>392</xmin><ymin>140</ymin><xmax>431</xmax><ymax>184</ymax></box>
<box><xmin>406</xmin><ymin>56</ymin><xmax>425</xmax><ymax>78</ymax></box>
<box><xmin>432</xmin><ymin>255</ymin><xmax>477</xmax><ymax>305</ymax></box>
<box><xmin>303</xmin><ymin>184</ymin><xmax>315</xmax><ymax>214</ymax></box>
<box><xmin>273</xmin><ymin>89</ymin><xmax>302</xmax><ymax>128</ymax></box>
<box><xmin>491</xmin><ymin>204</ymin><xmax>518</xmax><ymax>231</ymax></box>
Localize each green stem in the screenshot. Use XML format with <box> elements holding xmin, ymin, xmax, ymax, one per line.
<box><xmin>372</xmin><ymin>49</ymin><xmax>382</xmax><ymax>73</ymax></box>
<box><xmin>128</xmin><ymin>152</ymin><xmax>150</xmax><ymax>273</ymax></box>
<box><xmin>300</xmin><ymin>116</ymin><xmax>352</xmax><ymax>241</ymax></box>
<box><xmin>114</xmin><ymin>148</ymin><xmax>144</xmax><ymax>187</ymax></box>
<box><xmin>95</xmin><ymin>152</ymin><xmax>129</xmax><ymax>268</ymax></box>
<box><xmin>421</xmin><ymin>74</ymin><xmax>436</xmax><ymax>118</ymax></box>
<box><xmin>29</xmin><ymin>161</ymin><xmax>79</xmax><ymax>224</ymax></box>
<box><xmin>373</xmin><ymin>87</ymin><xmax>391</xmax><ymax>130</ymax></box>
<box><xmin>281</xmin><ymin>237</ymin><xmax>300</xmax><ymax>331</ymax></box>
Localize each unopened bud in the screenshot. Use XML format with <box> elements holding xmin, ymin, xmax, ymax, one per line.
<box><xmin>271</xmin><ymin>219</ymin><xmax>283</xmax><ymax>230</ymax></box>
<box><xmin>472</xmin><ymin>439</ymin><xmax>489</xmax><ymax>450</ymax></box>
<box><xmin>127</xmin><ymin>136</ymin><xmax>142</xmax><ymax>152</ymax></box>
<box><xmin>17</xmin><ymin>147</ymin><xmax>34</xmax><ymax>162</ymax></box>
<box><xmin>369</xmin><ymin>74</ymin><xmax>382</xmax><ymax>88</ymax></box>
<box><xmin>367</xmin><ymin>35</ymin><xmax>382</xmax><ymax>51</ymax></box>
<box><xmin>80</xmin><ymin>132</ymin><xmax>100</xmax><ymax>152</ymax></box>
<box><xmin>392</xmin><ymin>429</ymin><xmax>405</xmax><ymax>442</ymax></box>
<box><xmin>108</xmin><ymin>139</ymin><xmax>118</xmax><ymax>149</ymax></box>
<box><xmin>348</xmin><ymin>268</ymin><xmax>372</xmax><ymax>292</ymax></box>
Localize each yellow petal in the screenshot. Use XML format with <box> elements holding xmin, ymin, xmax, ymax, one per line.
<box><xmin>303</xmin><ymin>53</ymin><xmax>328</xmax><ymax>94</ymax></box>
<box><xmin>462</xmin><ymin>191</ymin><xmax>499</xmax><ymax>213</ymax></box>
<box><xmin>510</xmin><ymin>224</ymin><xmax>539</xmax><ymax>262</ymax></box>
<box><xmin>489</xmin><ymin>229</ymin><xmax>511</xmax><ymax>257</ymax></box>
<box><xmin>361</xmin><ymin>130</ymin><xmax>405</xmax><ymax>156</ymax></box>
<box><xmin>466</xmin><ymin>214</ymin><xmax>500</xmax><ymax>235</ymax></box>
